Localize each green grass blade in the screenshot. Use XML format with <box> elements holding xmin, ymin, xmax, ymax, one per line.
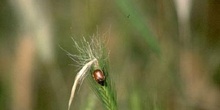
<box><xmin>116</xmin><ymin>0</ymin><xmax>160</xmax><ymax>55</ymax></box>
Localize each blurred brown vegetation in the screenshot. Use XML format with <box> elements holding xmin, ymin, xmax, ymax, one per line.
<box><xmin>0</xmin><ymin>0</ymin><xmax>220</xmax><ymax>110</ymax></box>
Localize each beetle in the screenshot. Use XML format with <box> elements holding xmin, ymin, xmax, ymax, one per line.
<box><xmin>92</xmin><ymin>69</ymin><xmax>105</xmax><ymax>86</ymax></box>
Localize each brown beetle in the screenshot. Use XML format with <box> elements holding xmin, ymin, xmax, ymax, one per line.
<box><xmin>92</xmin><ymin>69</ymin><xmax>105</xmax><ymax>86</ymax></box>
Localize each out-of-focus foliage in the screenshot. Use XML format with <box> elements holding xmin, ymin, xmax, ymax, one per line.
<box><xmin>0</xmin><ymin>0</ymin><xmax>220</xmax><ymax>110</ymax></box>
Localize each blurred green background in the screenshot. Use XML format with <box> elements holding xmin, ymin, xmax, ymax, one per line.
<box><xmin>1</xmin><ymin>0</ymin><xmax>220</xmax><ymax>110</ymax></box>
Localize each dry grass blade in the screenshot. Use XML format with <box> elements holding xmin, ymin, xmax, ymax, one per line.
<box><xmin>68</xmin><ymin>59</ymin><xmax>97</xmax><ymax>110</ymax></box>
